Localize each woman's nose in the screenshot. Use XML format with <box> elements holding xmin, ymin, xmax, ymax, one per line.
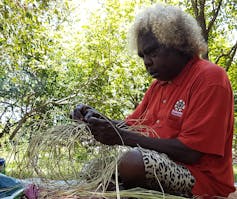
<box><xmin>144</xmin><ymin>55</ymin><xmax>153</xmax><ymax>68</ymax></box>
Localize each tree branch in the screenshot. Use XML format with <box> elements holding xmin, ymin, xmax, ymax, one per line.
<box><xmin>215</xmin><ymin>51</ymin><xmax>228</xmax><ymax>64</ymax></box>
<box><xmin>215</xmin><ymin>41</ymin><xmax>237</xmax><ymax>71</ymax></box>
<box><xmin>0</xmin><ymin>106</ymin><xmax>10</xmax><ymax>121</ymax></box>
<box><xmin>199</xmin><ymin>0</ymin><xmax>207</xmax><ymax>41</ymax></box>
<box><xmin>191</xmin><ymin>0</ymin><xmax>199</xmax><ymax>19</ymax></box>
<box><xmin>8</xmin><ymin>66</ymin><xmax>107</xmax><ymax>140</ymax></box>
<box><xmin>225</xmin><ymin>41</ymin><xmax>237</xmax><ymax>71</ymax></box>
<box><xmin>207</xmin><ymin>0</ymin><xmax>222</xmax><ymax>33</ymax></box>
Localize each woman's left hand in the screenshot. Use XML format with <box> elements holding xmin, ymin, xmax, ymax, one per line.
<box><xmin>87</xmin><ymin>117</ymin><xmax>124</xmax><ymax>146</ymax></box>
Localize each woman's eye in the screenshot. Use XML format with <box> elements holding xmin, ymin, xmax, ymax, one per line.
<box><xmin>149</xmin><ymin>50</ymin><xmax>157</xmax><ymax>57</ymax></box>
<box><xmin>149</xmin><ymin>47</ymin><xmax>167</xmax><ymax>57</ymax></box>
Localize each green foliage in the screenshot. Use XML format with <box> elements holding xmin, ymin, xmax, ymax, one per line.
<box><xmin>0</xmin><ymin>0</ymin><xmax>70</xmax><ymax>140</ymax></box>
<box><xmin>65</xmin><ymin>0</ymin><xmax>153</xmax><ymax>119</ymax></box>
<box><xmin>0</xmin><ymin>0</ymin><xmax>67</xmax><ymax>99</ymax></box>
<box><xmin>0</xmin><ymin>0</ymin><xmax>236</xmax><ymax>157</ymax></box>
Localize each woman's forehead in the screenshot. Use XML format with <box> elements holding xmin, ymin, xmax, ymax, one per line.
<box><xmin>137</xmin><ymin>32</ymin><xmax>160</xmax><ymax>51</ymax></box>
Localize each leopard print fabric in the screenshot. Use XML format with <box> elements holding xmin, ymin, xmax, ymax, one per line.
<box><xmin>136</xmin><ymin>147</ymin><xmax>195</xmax><ymax>198</ymax></box>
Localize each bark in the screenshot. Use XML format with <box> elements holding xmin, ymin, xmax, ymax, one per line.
<box><xmin>191</xmin><ymin>0</ymin><xmax>223</xmax><ymax>60</ymax></box>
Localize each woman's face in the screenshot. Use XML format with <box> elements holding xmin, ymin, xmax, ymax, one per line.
<box><xmin>137</xmin><ymin>32</ymin><xmax>190</xmax><ymax>81</ymax></box>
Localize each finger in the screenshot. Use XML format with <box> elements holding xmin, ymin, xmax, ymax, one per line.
<box><xmin>72</xmin><ymin>108</ymin><xmax>84</xmax><ymax>121</ymax></box>
<box><xmin>76</xmin><ymin>104</ymin><xmax>84</xmax><ymax>109</ymax></box>
<box><xmin>72</xmin><ymin>104</ymin><xmax>90</xmax><ymax>121</ymax></box>
<box><xmin>84</xmin><ymin>109</ymin><xmax>102</xmax><ymax>121</ymax></box>
<box><xmin>87</xmin><ymin>117</ymin><xmax>107</xmax><ymax>125</ymax></box>
<box><xmin>78</xmin><ymin>104</ymin><xmax>95</xmax><ymax>116</ymax></box>
<box><xmin>84</xmin><ymin>110</ymin><xmax>95</xmax><ymax>122</ymax></box>
<box><xmin>79</xmin><ymin>105</ymin><xmax>89</xmax><ymax>116</ymax></box>
<box><xmin>92</xmin><ymin>133</ymin><xmax>101</xmax><ymax>142</ymax></box>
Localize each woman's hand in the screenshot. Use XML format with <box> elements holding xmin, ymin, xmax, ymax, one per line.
<box><xmin>70</xmin><ymin>104</ymin><xmax>105</xmax><ymax>123</ymax></box>
<box><xmin>70</xmin><ymin>104</ymin><xmax>124</xmax><ymax>146</ymax></box>
<box><xmin>87</xmin><ymin>117</ymin><xmax>124</xmax><ymax>146</ymax></box>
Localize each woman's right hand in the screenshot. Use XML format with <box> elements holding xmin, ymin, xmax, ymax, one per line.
<box><xmin>70</xmin><ymin>104</ymin><xmax>103</xmax><ymax>123</ymax></box>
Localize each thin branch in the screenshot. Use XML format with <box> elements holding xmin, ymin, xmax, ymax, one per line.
<box><xmin>9</xmin><ymin>108</ymin><xmax>37</xmax><ymax>140</ymax></box>
<box><xmin>0</xmin><ymin>106</ymin><xmax>9</xmax><ymax>120</ymax></box>
<box><xmin>215</xmin><ymin>41</ymin><xmax>237</xmax><ymax>71</ymax></box>
<box><xmin>226</xmin><ymin>41</ymin><xmax>237</xmax><ymax>71</ymax></box>
<box><xmin>0</xmin><ymin>119</ymin><xmax>11</xmax><ymax>138</ymax></box>
<box><xmin>207</xmin><ymin>0</ymin><xmax>222</xmax><ymax>33</ymax></box>
<box><xmin>215</xmin><ymin>51</ymin><xmax>229</xmax><ymax>64</ymax></box>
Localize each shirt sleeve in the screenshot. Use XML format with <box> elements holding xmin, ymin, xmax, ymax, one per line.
<box><xmin>178</xmin><ymin>85</ymin><xmax>234</xmax><ymax>156</ymax></box>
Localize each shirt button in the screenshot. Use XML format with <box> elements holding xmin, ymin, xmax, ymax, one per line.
<box><xmin>156</xmin><ymin>120</ymin><xmax>160</xmax><ymax>124</ymax></box>
<box><xmin>162</xmin><ymin>99</ymin><xmax>167</xmax><ymax>104</ymax></box>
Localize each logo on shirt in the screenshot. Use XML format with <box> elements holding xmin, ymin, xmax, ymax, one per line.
<box><xmin>171</xmin><ymin>99</ymin><xmax>185</xmax><ymax>117</ymax></box>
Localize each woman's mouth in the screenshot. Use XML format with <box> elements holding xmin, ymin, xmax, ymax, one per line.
<box><xmin>149</xmin><ymin>71</ymin><xmax>159</xmax><ymax>78</ymax></box>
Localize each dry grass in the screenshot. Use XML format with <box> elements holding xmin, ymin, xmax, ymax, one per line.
<box><xmin>1</xmin><ymin>122</ymin><xmax>190</xmax><ymax>199</ymax></box>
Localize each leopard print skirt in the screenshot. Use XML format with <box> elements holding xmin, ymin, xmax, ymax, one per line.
<box><xmin>136</xmin><ymin>147</ymin><xmax>195</xmax><ymax>197</ymax></box>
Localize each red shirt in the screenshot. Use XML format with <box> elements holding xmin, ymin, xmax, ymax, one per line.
<box><xmin>126</xmin><ymin>57</ymin><xmax>235</xmax><ymax>197</ymax></box>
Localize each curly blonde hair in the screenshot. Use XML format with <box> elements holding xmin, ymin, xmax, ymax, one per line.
<box><xmin>129</xmin><ymin>3</ymin><xmax>207</xmax><ymax>57</ymax></box>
